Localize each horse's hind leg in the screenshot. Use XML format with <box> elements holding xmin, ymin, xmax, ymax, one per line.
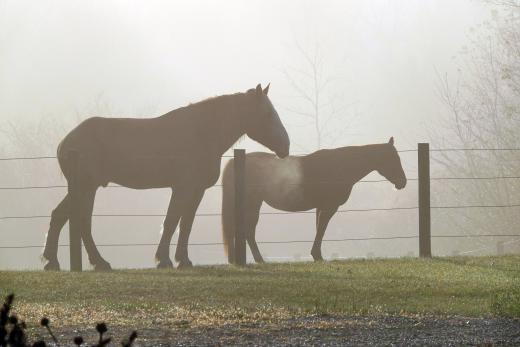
<box><xmin>77</xmin><ymin>187</ymin><xmax>112</xmax><ymax>271</ymax></box>
<box><xmin>175</xmin><ymin>188</ymin><xmax>205</xmax><ymax>269</ymax></box>
<box><xmin>311</xmin><ymin>207</ymin><xmax>337</xmax><ymax>261</ymax></box>
<box><xmin>246</xmin><ymin>200</ymin><xmax>264</xmax><ymax>263</ymax></box>
<box><xmin>155</xmin><ymin>189</ymin><xmax>183</xmax><ymax>269</ymax></box>
<box><xmin>42</xmin><ymin>194</ymin><xmax>70</xmax><ymax>271</ymax></box>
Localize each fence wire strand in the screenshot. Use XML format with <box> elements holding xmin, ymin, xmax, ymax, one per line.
<box><xmin>4</xmin><ymin>176</ymin><xmax>520</xmax><ymax>191</ymax></box>
<box><xmin>3</xmin><ymin>147</ymin><xmax>520</xmax><ymax>162</ymax></box>
<box><xmin>0</xmin><ymin>206</ymin><xmax>420</xmax><ymax>221</ymax></box>
<box><xmin>2</xmin><ymin>234</ymin><xmax>519</xmax><ymax>250</ymax></box>
<box><xmin>5</xmin><ymin>203</ymin><xmax>520</xmax><ymax>221</ymax></box>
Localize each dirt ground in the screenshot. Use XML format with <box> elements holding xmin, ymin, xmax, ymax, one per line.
<box><xmin>45</xmin><ymin>315</ymin><xmax>520</xmax><ymax>346</ymax></box>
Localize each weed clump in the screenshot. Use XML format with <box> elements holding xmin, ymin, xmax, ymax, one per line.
<box><xmin>1</xmin><ymin>293</ymin><xmax>137</xmax><ymax>347</ymax></box>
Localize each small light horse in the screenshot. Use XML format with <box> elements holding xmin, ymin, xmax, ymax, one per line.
<box><xmin>43</xmin><ymin>84</ymin><xmax>289</xmax><ymax>270</ymax></box>
<box><xmin>221</xmin><ymin>138</ymin><xmax>406</xmax><ymax>263</ymax></box>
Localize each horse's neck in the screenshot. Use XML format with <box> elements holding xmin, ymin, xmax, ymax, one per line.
<box><xmin>336</xmin><ymin>145</ymin><xmax>382</xmax><ymax>183</ymax></box>
<box><xmin>210</xmin><ymin>95</ymin><xmax>247</xmax><ymax>155</ymax></box>
<box><xmin>162</xmin><ymin>94</ymin><xmax>247</xmax><ymax>156</ymax></box>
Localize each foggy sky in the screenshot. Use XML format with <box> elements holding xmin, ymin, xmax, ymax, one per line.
<box><xmin>0</xmin><ymin>1</ymin><xmax>496</xmax><ymax>269</ymax></box>
<box><xmin>0</xmin><ymin>0</ymin><xmax>490</xmax><ymax>150</ymax></box>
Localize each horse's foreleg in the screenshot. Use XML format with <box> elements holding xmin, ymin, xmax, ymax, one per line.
<box><xmin>43</xmin><ymin>194</ymin><xmax>70</xmax><ymax>271</ymax></box>
<box><xmin>77</xmin><ymin>187</ymin><xmax>111</xmax><ymax>271</ymax></box>
<box><xmin>246</xmin><ymin>200</ymin><xmax>264</xmax><ymax>263</ymax></box>
<box><xmin>155</xmin><ymin>189</ymin><xmax>183</xmax><ymax>268</ymax></box>
<box><xmin>311</xmin><ymin>207</ymin><xmax>337</xmax><ymax>261</ymax></box>
<box><xmin>174</xmin><ymin>189</ymin><xmax>205</xmax><ymax>269</ymax></box>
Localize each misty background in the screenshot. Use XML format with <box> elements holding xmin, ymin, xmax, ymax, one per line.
<box><xmin>1</xmin><ymin>0</ymin><xmax>518</xmax><ymax>270</ymax></box>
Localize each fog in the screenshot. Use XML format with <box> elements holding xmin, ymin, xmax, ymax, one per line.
<box><xmin>0</xmin><ymin>1</ymin><xmax>506</xmax><ymax>270</ymax></box>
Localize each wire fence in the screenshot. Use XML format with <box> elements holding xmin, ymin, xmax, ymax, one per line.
<box><xmin>1</xmin><ymin>147</ymin><xmax>519</xmax><ymax>257</ymax></box>
<box><xmin>4</xmin><ymin>203</ymin><xmax>520</xmax><ymax>221</ymax></box>
<box><xmin>4</xmin><ymin>175</ymin><xmax>520</xmax><ymax>190</ymax></box>
<box><xmin>5</xmin><ymin>147</ymin><xmax>520</xmax><ymax>162</ymax></box>
<box><xmin>2</xmin><ymin>234</ymin><xmax>520</xmax><ymax>250</ymax></box>
<box><xmin>0</xmin><ymin>148</ymin><xmax>421</xmax><ymax>162</ymax></box>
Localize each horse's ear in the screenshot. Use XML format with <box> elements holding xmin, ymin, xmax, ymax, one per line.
<box><xmin>255</xmin><ymin>84</ymin><xmax>262</xmax><ymax>95</ymax></box>
<box><xmin>263</xmin><ymin>83</ymin><xmax>270</xmax><ymax>95</ymax></box>
<box><xmin>388</xmin><ymin>137</ymin><xmax>394</xmax><ymax>145</ymax></box>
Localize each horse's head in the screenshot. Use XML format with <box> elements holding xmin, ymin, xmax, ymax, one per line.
<box><xmin>376</xmin><ymin>137</ymin><xmax>407</xmax><ymax>190</ymax></box>
<box><xmin>244</xmin><ymin>84</ymin><xmax>290</xmax><ymax>158</ymax></box>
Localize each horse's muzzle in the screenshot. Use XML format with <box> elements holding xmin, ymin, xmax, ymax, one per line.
<box><xmin>395</xmin><ymin>179</ymin><xmax>407</xmax><ymax>190</ymax></box>
<box><xmin>276</xmin><ymin>148</ymin><xmax>289</xmax><ymax>159</ymax></box>
<box><xmin>275</xmin><ymin>135</ymin><xmax>290</xmax><ymax>158</ymax></box>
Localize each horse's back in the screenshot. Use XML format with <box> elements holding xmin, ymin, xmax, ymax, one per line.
<box><xmin>58</xmin><ymin>116</ymin><xmax>163</xmax><ymax>163</ymax></box>
<box><xmin>56</xmin><ymin>115</ymin><xmax>200</xmax><ymax>187</ymax></box>
<box><xmin>244</xmin><ymin>150</ymin><xmax>355</xmax><ymax>211</ymax></box>
<box><xmin>234</xmin><ymin>152</ymin><xmax>312</xmax><ymax>211</ymax></box>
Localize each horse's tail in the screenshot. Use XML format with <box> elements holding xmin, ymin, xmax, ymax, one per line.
<box><xmin>221</xmin><ymin>158</ymin><xmax>235</xmax><ymax>264</ymax></box>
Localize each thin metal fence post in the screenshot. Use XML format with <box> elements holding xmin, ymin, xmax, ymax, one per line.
<box><xmin>497</xmin><ymin>241</ymin><xmax>505</xmax><ymax>255</ymax></box>
<box><xmin>418</xmin><ymin>143</ymin><xmax>432</xmax><ymax>257</ymax></box>
<box><xmin>68</xmin><ymin>150</ymin><xmax>83</xmax><ymax>271</ymax></box>
<box><xmin>233</xmin><ymin>149</ymin><xmax>246</xmax><ymax>266</ymax></box>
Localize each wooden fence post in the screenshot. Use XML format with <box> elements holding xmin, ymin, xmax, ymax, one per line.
<box><xmin>233</xmin><ymin>149</ymin><xmax>246</xmax><ymax>266</ymax></box>
<box><xmin>418</xmin><ymin>143</ymin><xmax>432</xmax><ymax>257</ymax></box>
<box><xmin>68</xmin><ymin>150</ymin><xmax>83</xmax><ymax>271</ymax></box>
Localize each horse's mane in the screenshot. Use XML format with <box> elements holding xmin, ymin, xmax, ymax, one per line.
<box><xmin>190</xmin><ymin>87</ymin><xmax>257</xmax><ymax>107</ymax></box>
<box><xmin>158</xmin><ymin>90</ymin><xmax>250</xmax><ymax>120</ymax></box>
<box><xmin>190</xmin><ymin>90</ymin><xmax>249</xmax><ymax>107</ymax></box>
<box><xmin>310</xmin><ymin>143</ymin><xmax>383</xmax><ymax>155</ymax></box>
<box><xmin>337</xmin><ymin>143</ymin><xmax>390</xmax><ymax>152</ymax></box>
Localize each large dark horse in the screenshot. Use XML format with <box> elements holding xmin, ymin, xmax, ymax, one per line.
<box><xmin>221</xmin><ymin>138</ymin><xmax>406</xmax><ymax>263</ymax></box>
<box><xmin>43</xmin><ymin>84</ymin><xmax>289</xmax><ymax>270</ymax></box>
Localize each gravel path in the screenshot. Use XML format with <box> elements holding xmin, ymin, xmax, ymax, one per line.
<box><xmin>51</xmin><ymin>315</ymin><xmax>520</xmax><ymax>346</ymax></box>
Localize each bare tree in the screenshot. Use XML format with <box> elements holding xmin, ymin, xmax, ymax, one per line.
<box><xmin>432</xmin><ymin>1</ymin><xmax>520</xmax><ymax>253</ymax></box>
<box><xmin>282</xmin><ymin>40</ymin><xmax>357</xmax><ymax>151</ymax></box>
<box><xmin>0</xmin><ymin>94</ymin><xmax>121</xmax><ymax>188</ymax></box>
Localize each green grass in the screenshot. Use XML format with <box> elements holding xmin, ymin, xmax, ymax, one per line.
<box><xmin>1</xmin><ymin>256</ymin><xmax>519</xmax><ymax>328</ymax></box>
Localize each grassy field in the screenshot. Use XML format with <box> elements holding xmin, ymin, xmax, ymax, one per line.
<box><xmin>1</xmin><ymin>256</ymin><xmax>519</xmax><ymax>329</ymax></box>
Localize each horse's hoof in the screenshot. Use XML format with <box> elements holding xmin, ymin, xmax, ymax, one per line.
<box><xmin>311</xmin><ymin>248</ymin><xmax>324</xmax><ymax>262</ymax></box>
<box><xmin>157</xmin><ymin>259</ymin><xmax>174</xmax><ymax>269</ymax></box>
<box><xmin>177</xmin><ymin>260</ymin><xmax>193</xmax><ymax>269</ymax></box>
<box><xmin>43</xmin><ymin>260</ymin><xmax>61</xmax><ymax>271</ymax></box>
<box><xmin>93</xmin><ymin>261</ymin><xmax>112</xmax><ymax>272</ymax></box>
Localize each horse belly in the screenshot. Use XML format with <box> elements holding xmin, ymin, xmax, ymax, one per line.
<box><xmin>108</xmin><ymin>155</ymin><xmax>220</xmax><ymax>190</ymax></box>
<box><xmin>264</xmin><ymin>184</ymin><xmax>310</xmax><ymax>212</ymax></box>
<box><xmin>107</xmin><ymin>159</ymin><xmax>178</xmax><ymax>189</ymax></box>
<box><xmin>261</xmin><ymin>157</ymin><xmax>313</xmax><ymax>212</ymax></box>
